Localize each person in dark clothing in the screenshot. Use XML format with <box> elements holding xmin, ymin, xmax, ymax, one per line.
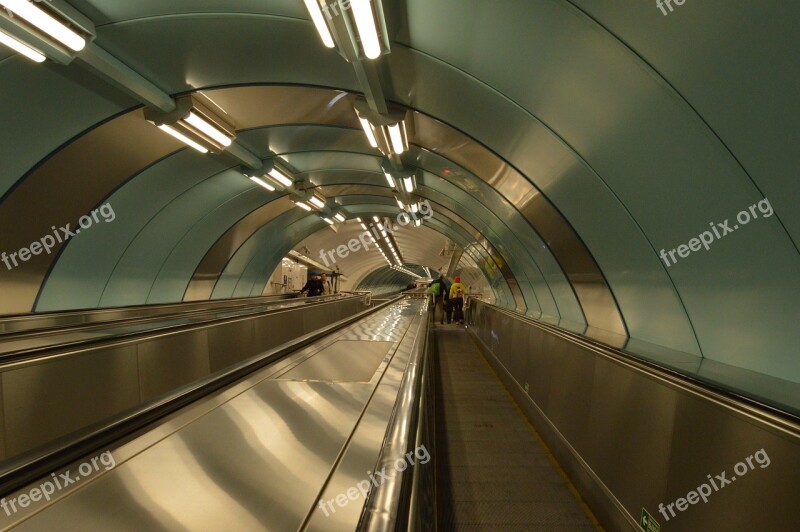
<box><xmin>300</xmin><ymin>273</ymin><xmax>325</xmax><ymax>297</ymax></box>
<box><xmin>427</xmin><ymin>275</ymin><xmax>450</xmax><ymax>324</ymax></box>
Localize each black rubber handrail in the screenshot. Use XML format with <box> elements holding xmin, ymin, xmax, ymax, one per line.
<box><xmin>0</xmin><ymin>295</ymin><xmax>404</xmax><ymax>498</ymax></box>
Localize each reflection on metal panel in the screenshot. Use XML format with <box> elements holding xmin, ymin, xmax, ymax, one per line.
<box><xmin>12</xmin><ymin>381</ymin><xmax>373</xmax><ymax>532</ymax></box>
<box><xmin>278</xmin><ymin>341</ymin><xmax>393</xmax><ymax>383</ymax></box>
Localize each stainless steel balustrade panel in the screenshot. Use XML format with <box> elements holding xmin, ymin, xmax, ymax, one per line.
<box><xmin>1</xmin><ymin>346</ymin><xmax>140</xmax><ymax>458</ymax></box>
<box><xmin>0</xmin><ymin>298</ymin><xmax>367</xmax><ymax>465</ymax></box>
<box><xmin>470</xmin><ymin>301</ymin><xmax>800</xmax><ymax>531</ymax></box>
<box><xmin>136</xmin><ymin>331</ymin><xmax>211</xmax><ymax>401</ymax></box>
<box><xmin>12</xmin><ymin>381</ymin><xmax>375</xmax><ymax>532</ymax></box>
<box><xmin>0</xmin><ymin>379</ymin><xmax>5</xmax><ymax>461</ymax></box>
<box><xmin>6</xmin><ymin>299</ymin><xmax>425</xmax><ymax>530</ymax></box>
<box><xmin>278</xmin><ymin>341</ymin><xmax>393</xmax><ymax>383</ymax></box>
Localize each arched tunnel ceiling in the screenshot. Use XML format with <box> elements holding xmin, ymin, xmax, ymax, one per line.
<box><xmin>0</xmin><ymin>1</ymin><xmax>797</xmax><ymax>385</ymax></box>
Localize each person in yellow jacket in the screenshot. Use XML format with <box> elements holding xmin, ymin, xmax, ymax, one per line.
<box><xmin>449</xmin><ymin>277</ymin><xmax>467</xmax><ymax>324</ymax></box>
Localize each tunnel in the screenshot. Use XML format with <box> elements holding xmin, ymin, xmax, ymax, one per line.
<box><xmin>0</xmin><ymin>1</ymin><xmax>797</xmax><ymax>530</ymax></box>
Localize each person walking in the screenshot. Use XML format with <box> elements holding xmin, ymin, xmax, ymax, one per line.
<box><xmin>300</xmin><ymin>272</ymin><xmax>325</xmax><ymax>297</ymax></box>
<box><xmin>427</xmin><ymin>275</ymin><xmax>447</xmax><ymax>324</ymax></box>
<box><xmin>449</xmin><ymin>276</ymin><xmax>466</xmax><ymax>324</ymax></box>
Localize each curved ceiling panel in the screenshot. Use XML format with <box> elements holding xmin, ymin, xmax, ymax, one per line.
<box><xmin>1</xmin><ymin>1</ymin><xmax>796</xmax><ymax>386</ymax></box>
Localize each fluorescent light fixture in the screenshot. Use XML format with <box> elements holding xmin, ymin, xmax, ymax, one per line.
<box><xmin>295</xmin><ymin>201</ymin><xmax>312</xmax><ymax>211</ymax></box>
<box><xmin>351</xmin><ymin>0</ymin><xmax>381</xmax><ymax>59</ymax></box>
<box><xmin>157</xmin><ymin>125</ymin><xmax>209</xmax><ymax>154</ymax></box>
<box><xmin>249</xmin><ymin>176</ymin><xmax>275</xmax><ymax>191</ymax></box>
<box><xmin>388</xmin><ymin>123</ymin><xmax>406</xmax><ymax>154</ymax></box>
<box><xmin>396</xmin><ymin>198</ymin><xmax>404</xmax><ymax>209</ymax></box>
<box><xmin>0</xmin><ymin>29</ymin><xmax>45</xmax><ymax>62</ymax></box>
<box><xmin>269</xmin><ymin>168</ymin><xmax>294</xmax><ymax>188</ymax></box>
<box><xmin>308</xmin><ymin>195</ymin><xmax>326</xmax><ymax>209</ymax></box>
<box><xmin>0</xmin><ymin>0</ymin><xmax>85</xmax><ymax>51</ymax></box>
<box><xmin>184</xmin><ymin>112</ymin><xmax>232</xmax><ymax>147</ymax></box>
<box><xmin>334</xmin><ymin>213</ymin><xmax>346</xmax><ymax>223</ymax></box>
<box><xmin>373</xmin><ymin>216</ymin><xmax>380</xmax><ymax>223</ymax></box>
<box><xmin>359</xmin><ymin>117</ymin><xmax>378</xmax><ymax>148</ymax></box>
<box><xmin>361</xmin><ymin>223</ymin><xmax>368</xmax><ymax>231</ymax></box>
<box><xmin>384</xmin><ymin>171</ymin><xmax>396</xmax><ymax>188</ymax></box>
<box><xmin>411</xmin><ymin>203</ymin><xmax>418</xmax><ymax>213</ymax></box>
<box><xmin>414</xmin><ymin>218</ymin><xmax>421</xmax><ymax>227</ymax></box>
<box><xmin>381</xmin><ymin>229</ymin><xmax>387</xmax><ymax>237</ymax></box>
<box><xmin>323</xmin><ymin>217</ymin><xmax>335</xmax><ymax>225</ymax></box>
<box><xmin>356</xmin><ymin>217</ymin><xmax>362</xmax><ymax>222</ymax></box>
<box><xmin>303</xmin><ymin>0</ymin><xmax>335</xmax><ymax>48</ymax></box>
<box><xmin>403</xmin><ymin>176</ymin><xmax>415</xmax><ymax>193</ymax></box>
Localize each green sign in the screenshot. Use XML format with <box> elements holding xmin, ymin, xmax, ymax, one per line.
<box><xmin>640</xmin><ymin>508</ymin><xmax>661</xmax><ymax>532</ymax></box>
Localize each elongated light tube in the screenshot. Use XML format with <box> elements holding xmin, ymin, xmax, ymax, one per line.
<box><xmin>334</xmin><ymin>213</ymin><xmax>346</xmax><ymax>222</ymax></box>
<box><xmin>411</xmin><ymin>203</ymin><xmax>418</xmax><ymax>213</ymax></box>
<box><xmin>361</xmin><ymin>223</ymin><xmax>368</xmax><ymax>231</ymax></box>
<box><xmin>304</xmin><ymin>0</ymin><xmax>335</xmax><ymax>48</ymax></box>
<box><xmin>0</xmin><ymin>29</ymin><xmax>45</xmax><ymax>62</ymax></box>
<box><xmin>414</xmin><ymin>218</ymin><xmax>421</xmax><ymax>227</ymax></box>
<box><xmin>403</xmin><ymin>176</ymin><xmax>414</xmax><ymax>193</ymax></box>
<box><xmin>1</xmin><ymin>0</ymin><xmax>85</xmax><ymax>51</ymax></box>
<box><xmin>158</xmin><ymin>125</ymin><xmax>209</xmax><ymax>153</ymax></box>
<box><xmin>323</xmin><ymin>217</ymin><xmax>335</xmax><ymax>225</ymax></box>
<box><xmin>388</xmin><ymin>123</ymin><xmax>405</xmax><ymax>154</ymax></box>
<box><xmin>308</xmin><ymin>195</ymin><xmax>326</xmax><ymax>209</ymax></box>
<box><xmin>396</xmin><ymin>198</ymin><xmax>404</xmax><ymax>209</ymax></box>
<box><xmin>359</xmin><ymin>117</ymin><xmax>378</xmax><ymax>148</ymax></box>
<box><xmin>351</xmin><ymin>0</ymin><xmax>381</xmax><ymax>59</ymax></box>
<box><xmin>269</xmin><ymin>168</ymin><xmax>294</xmax><ymax>188</ymax></box>
<box><xmin>295</xmin><ymin>201</ymin><xmax>312</xmax><ymax>211</ymax></box>
<box><xmin>250</xmin><ymin>176</ymin><xmax>275</xmax><ymax>191</ymax></box>
<box><xmin>373</xmin><ymin>216</ymin><xmax>380</xmax><ymax>223</ymax></box>
<box><xmin>184</xmin><ymin>112</ymin><xmax>232</xmax><ymax>147</ymax></box>
<box><xmin>384</xmin><ymin>171</ymin><xmax>395</xmax><ymax>188</ymax></box>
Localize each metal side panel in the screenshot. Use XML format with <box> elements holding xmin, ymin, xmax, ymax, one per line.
<box><xmin>136</xmin><ymin>330</ymin><xmax>211</xmax><ymax>401</ymax></box>
<box><xmin>11</xmin><ymin>381</ymin><xmax>375</xmax><ymax>532</ymax></box>
<box><xmin>207</xmin><ymin>319</ymin><xmax>257</xmax><ymax>373</ymax></box>
<box><xmin>1</xmin><ymin>346</ymin><xmax>140</xmax><ymax>458</ymax></box>
<box><xmin>278</xmin><ymin>341</ymin><xmax>393</xmax><ymax>383</ymax></box>
<box><xmin>0</xmin><ymin>378</ymin><xmax>5</xmax><ymax>461</ymax></box>
<box><xmin>470</xmin><ymin>302</ymin><xmax>800</xmax><ymax>531</ymax></box>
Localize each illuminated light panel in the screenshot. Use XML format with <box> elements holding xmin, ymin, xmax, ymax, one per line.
<box><xmin>411</xmin><ymin>203</ymin><xmax>418</xmax><ymax>213</ymax></box>
<box><xmin>351</xmin><ymin>0</ymin><xmax>381</xmax><ymax>59</ymax></box>
<box><xmin>384</xmin><ymin>171</ymin><xmax>396</xmax><ymax>188</ymax></box>
<box><xmin>396</xmin><ymin>198</ymin><xmax>404</xmax><ymax>209</ymax></box>
<box><xmin>373</xmin><ymin>216</ymin><xmax>380</xmax><ymax>223</ymax></box>
<box><xmin>403</xmin><ymin>176</ymin><xmax>414</xmax><ymax>193</ymax></box>
<box><xmin>0</xmin><ymin>0</ymin><xmax>85</xmax><ymax>51</ymax></box>
<box><xmin>157</xmin><ymin>125</ymin><xmax>208</xmax><ymax>153</ymax></box>
<box><xmin>269</xmin><ymin>168</ymin><xmax>294</xmax><ymax>187</ymax></box>
<box><xmin>304</xmin><ymin>0</ymin><xmax>335</xmax><ymax>48</ymax></box>
<box><xmin>388</xmin><ymin>123</ymin><xmax>406</xmax><ymax>154</ymax></box>
<box><xmin>308</xmin><ymin>195</ymin><xmax>326</xmax><ymax>209</ymax></box>
<box><xmin>323</xmin><ymin>217</ymin><xmax>335</xmax><ymax>225</ymax></box>
<box><xmin>249</xmin><ymin>176</ymin><xmax>275</xmax><ymax>191</ymax></box>
<box><xmin>359</xmin><ymin>117</ymin><xmax>378</xmax><ymax>148</ymax></box>
<box><xmin>184</xmin><ymin>112</ymin><xmax>232</xmax><ymax>147</ymax></box>
<box><xmin>295</xmin><ymin>201</ymin><xmax>312</xmax><ymax>211</ymax></box>
<box><xmin>361</xmin><ymin>223</ymin><xmax>368</xmax><ymax>231</ymax></box>
<box><xmin>334</xmin><ymin>213</ymin><xmax>346</xmax><ymax>222</ymax></box>
<box><xmin>0</xmin><ymin>29</ymin><xmax>45</xmax><ymax>62</ymax></box>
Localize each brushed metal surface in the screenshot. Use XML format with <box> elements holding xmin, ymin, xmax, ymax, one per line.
<box><xmin>1</xmin><ymin>345</ymin><xmax>140</xmax><ymax>457</ymax></box>
<box><xmin>469</xmin><ymin>301</ymin><xmax>800</xmax><ymax>531</ymax></box>
<box><xmin>279</xmin><ymin>341</ymin><xmax>393</xmax><ymax>383</ymax></box>
<box><xmin>136</xmin><ymin>330</ymin><xmax>211</xmax><ymax>400</ymax></box>
<box><xmin>0</xmin><ymin>297</ymin><xmax>366</xmax><ymax>465</ymax></box>
<box><xmin>4</xmin><ymin>298</ymin><xmax>427</xmax><ymax>531</ymax></box>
